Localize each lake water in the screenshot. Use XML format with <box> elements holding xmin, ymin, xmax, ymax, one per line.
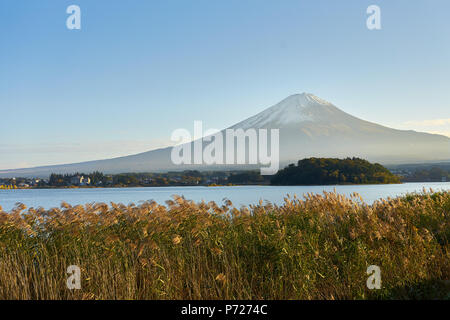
<box><xmin>0</xmin><ymin>182</ymin><xmax>449</xmax><ymax>212</ymax></box>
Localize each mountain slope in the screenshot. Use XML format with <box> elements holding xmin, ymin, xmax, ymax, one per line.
<box><xmin>1</xmin><ymin>93</ymin><xmax>449</xmax><ymax>177</ymax></box>
<box><xmin>232</xmin><ymin>93</ymin><xmax>450</xmax><ymax>164</ymax></box>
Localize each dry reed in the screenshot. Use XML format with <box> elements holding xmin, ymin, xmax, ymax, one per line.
<box><xmin>0</xmin><ymin>190</ymin><xmax>448</xmax><ymax>300</ymax></box>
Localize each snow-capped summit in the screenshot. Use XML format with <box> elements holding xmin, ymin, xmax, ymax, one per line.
<box><xmin>275</xmin><ymin>93</ymin><xmax>333</xmax><ymax>107</ymax></box>
<box><xmin>231</xmin><ymin>93</ymin><xmax>337</xmax><ymax>129</ymax></box>
<box><xmin>287</xmin><ymin>92</ymin><xmax>333</xmax><ymax>106</ymax></box>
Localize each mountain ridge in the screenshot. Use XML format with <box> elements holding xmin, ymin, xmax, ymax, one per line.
<box><xmin>1</xmin><ymin>93</ymin><xmax>450</xmax><ymax>178</ymax></box>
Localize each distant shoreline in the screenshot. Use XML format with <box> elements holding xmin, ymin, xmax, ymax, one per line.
<box><xmin>1</xmin><ymin>181</ymin><xmax>417</xmax><ymax>191</ymax></box>
<box><xmin>2</xmin><ymin>157</ymin><xmax>448</xmax><ymax>190</ymax></box>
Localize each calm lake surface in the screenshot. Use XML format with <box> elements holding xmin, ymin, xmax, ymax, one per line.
<box><xmin>0</xmin><ymin>182</ymin><xmax>449</xmax><ymax>212</ymax></box>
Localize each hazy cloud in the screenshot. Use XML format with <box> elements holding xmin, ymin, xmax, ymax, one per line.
<box><xmin>394</xmin><ymin>118</ymin><xmax>450</xmax><ymax>138</ymax></box>
<box><xmin>403</xmin><ymin>118</ymin><xmax>450</xmax><ymax>127</ymax></box>
<box><xmin>427</xmin><ymin>130</ymin><xmax>450</xmax><ymax>137</ymax></box>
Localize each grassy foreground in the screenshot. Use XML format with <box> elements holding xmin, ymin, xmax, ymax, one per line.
<box><xmin>0</xmin><ymin>191</ymin><xmax>449</xmax><ymax>300</ymax></box>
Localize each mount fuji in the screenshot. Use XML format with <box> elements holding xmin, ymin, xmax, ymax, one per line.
<box><xmin>1</xmin><ymin>93</ymin><xmax>450</xmax><ymax>177</ymax></box>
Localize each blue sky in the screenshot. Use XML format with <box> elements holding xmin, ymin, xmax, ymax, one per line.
<box><xmin>1</xmin><ymin>0</ymin><xmax>449</xmax><ymax>169</ymax></box>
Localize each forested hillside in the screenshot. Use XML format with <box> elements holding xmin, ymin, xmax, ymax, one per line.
<box><xmin>271</xmin><ymin>158</ymin><xmax>400</xmax><ymax>185</ymax></box>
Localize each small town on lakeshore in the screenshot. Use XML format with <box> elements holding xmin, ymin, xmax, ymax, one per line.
<box><xmin>0</xmin><ymin>170</ymin><xmax>265</xmax><ymax>189</ymax></box>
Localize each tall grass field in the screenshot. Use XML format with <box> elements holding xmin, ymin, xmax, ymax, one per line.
<box><xmin>0</xmin><ymin>190</ymin><xmax>448</xmax><ymax>299</ymax></box>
